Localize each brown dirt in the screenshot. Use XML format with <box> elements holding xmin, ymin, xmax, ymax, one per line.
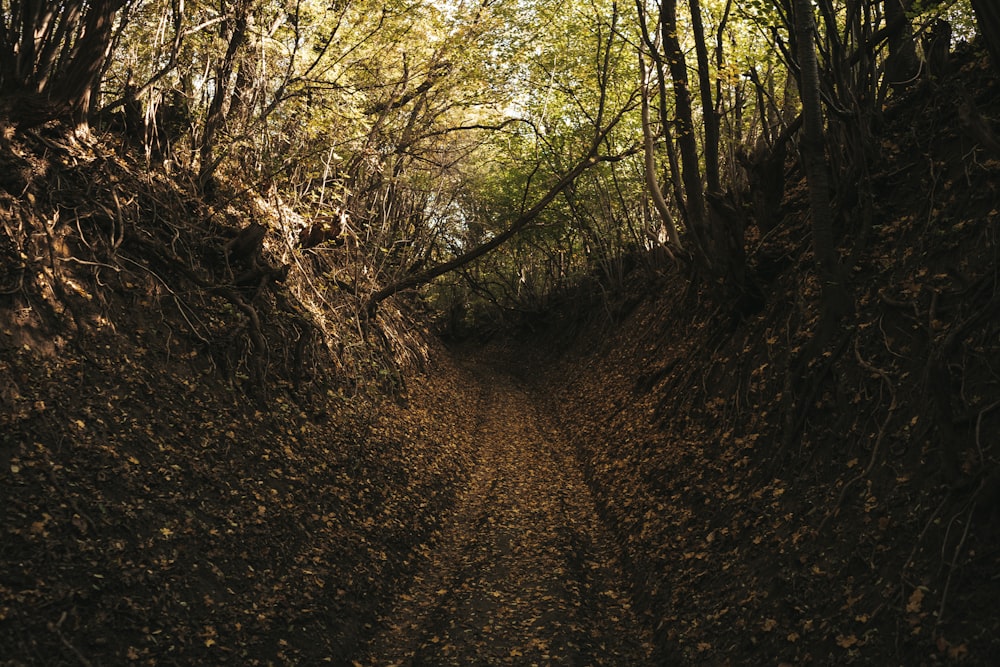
<box><xmin>358</xmin><ymin>354</ymin><xmax>655</xmax><ymax>664</ymax></box>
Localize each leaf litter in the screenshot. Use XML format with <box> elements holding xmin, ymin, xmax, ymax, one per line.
<box><xmin>358</xmin><ymin>352</ymin><xmax>656</xmax><ymax>665</ymax></box>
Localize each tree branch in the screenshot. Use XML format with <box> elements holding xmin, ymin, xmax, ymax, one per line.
<box><xmin>364</xmin><ymin>141</ymin><xmax>636</xmax><ymax>315</ymax></box>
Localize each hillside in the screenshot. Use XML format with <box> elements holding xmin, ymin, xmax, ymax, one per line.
<box><xmin>2</xmin><ymin>42</ymin><xmax>1000</xmax><ymax>667</ymax></box>
<box><xmin>526</xmin><ymin>54</ymin><xmax>1000</xmax><ymax>663</ymax></box>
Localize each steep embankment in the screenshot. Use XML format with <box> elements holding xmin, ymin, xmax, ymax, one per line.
<box><xmin>526</xmin><ymin>59</ymin><xmax>1000</xmax><ymax>664</ymax></box>
<box><xmin>1</xmin><ymin>328</ymin><xmax>482</xmax><ymax>663</ymax></box>
<box><xmin>0</xmin><ymin>127</ymin><xmax>481</xmax><ymax>664</ymax></box>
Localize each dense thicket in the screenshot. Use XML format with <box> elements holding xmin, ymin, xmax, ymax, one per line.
<box><xmin>0</xmin><ymin>0</ymin><xmax>995</xmax><ymax>329</ymax></box>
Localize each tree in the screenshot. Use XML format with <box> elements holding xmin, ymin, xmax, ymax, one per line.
<box><xmin>198</xmin><ymin>0</ymin><xmax>253</xmax><ymax>191</ymax></box>
<box><xmin>793</xmin><ymin>0</ymin><xmax>851</xmax><ymax>330</ymax></box>
<box><xmin>970</xmin><ymin>0</ymin><xmax>1000</xmax><ymax>70</ymax></box>
<box><xmin>636</xmin><ymin>0</ymin><xmax>749</xmax><ymax>299</ymax></box>
<box><xmin>365</xmin><ymin>0</ymin><xmax>640</xmax><ymax>314</ymax></box>
<box><xmin>638</xmin><ymin>50</ymin><xmax>681</xmax><ymax>252</ymax></box>
<box><xmin>364</xmin><ymin>125</ymin><xmax>636</xmax><ymax>315</ymax></box>
<box><xmin>884</xmin><ymin>0</ymin><xmax>920</xmax><ymax>88</ymax></box>
<box><xmin>0</xmin><ymin>0</ymin><xmax>130</xmax><ymax>128</ymax></box>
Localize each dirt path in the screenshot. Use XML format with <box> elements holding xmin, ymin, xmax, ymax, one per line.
<box><xmin>359</xmin><ymin>357</ymin><xmax>655</xmax><ymax>665</ymax></box>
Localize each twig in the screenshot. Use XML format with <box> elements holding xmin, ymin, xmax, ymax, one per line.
<box><xmin>118</xmin><ymin>255</ymin><xmax>210</xmax><ymax>343</ymax></box>
<box><xmin>48</xmin><ymin>612</ymin><xmax>93</xmax><ymax>667</ymax></box>
<box><xmin>877</xmin><ymin>315</ymin><xmax>905</xmax><ymax>358</ymax></box>
<box><xmin>0</xmin><ymin>269</ymin><xmax>25</xmax><ymax>294</ymax></box>
<box><xmin>975</xmin><ymin>399</ymin><xmax>1000</xmax><ymax>462</ymax></box>
<box><xmin>778</xmin><ymin>332</ymin><xmax>851</xmax><ymax>462</ymax></box>
<box><xmin>867</xmin><ymin>491</ymin><xmax>952</xmax><ymax>622</ymax></box>
<box><xmin>110</xmin><ymin>186</ymin><xmax>126</xmax><ymax>250</ymax></box>
<box><xmin>817</xmin><ymin>336</ymin><xmax>897</xmax><ymax>534</ymax></box>
<box><xmin>904</xmin><ymin>492</ymin><xmax>951</xmax><ymax>573</ymax></box>
<box><xmin>56</xmin><ymin>256</ymin><xmax>121</xmax><ymax>272</ymax></box>
<box><xmin>45</xmin><ymin>466</ymin><xmax>100</xmax><ymax>533</ymax></box>
<box><xmin>935</xmin><ymin>501</ymin><xmax>975</xmax><ymax>626</ymax></box>
<box><xmin>854</xmin><ymin>336</ymin><xmax>898</xmax><ymax>477</ymax></box>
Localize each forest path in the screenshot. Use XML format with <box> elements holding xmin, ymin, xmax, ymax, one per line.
<box><xmin>359</xmin><ymin>350</ymin><xmax>655</xmax><ymax>665</ymax></box>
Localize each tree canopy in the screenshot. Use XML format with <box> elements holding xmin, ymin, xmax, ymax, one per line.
<box><xmin>1</xmin><ymin>0</ymin><xmax>994</xmax><ymax>328</ymax></box>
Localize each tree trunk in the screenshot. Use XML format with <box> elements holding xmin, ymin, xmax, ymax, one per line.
<box><xmin>688</xmin><ymin>0</ymin><xmax>720</xmax><ymax>194</ymax></box>
<box><xmin>198</xmin><ymin>0</ymin><xmax>252</xmax><ymax>192</ymax></box>
<box><xmin>794</xmin><ymin>0</ymin><xmax>851</xmax><ymax>327</ymax></box>
<box><xmin>634</xmin><ymin>0</ymin><xmax>689</xmax><ymax>237</ymax></box>
<box><xmin>970</xmin><ymin>0</ymin><xmax>1000</xmax><ymax>71</ymax></box>
<box><xmin>883</xmin><ymin>0</ymin><xmax>919</xmax><ymax>88</ymax></box>
<box><xmin>659</xmin><ymin>0</ymin><xmax>711</xmax><ymax>263</ymax></box>
<box><xmin>55</xmin><ymin>0</ymin><xmax>125</xmax><ymax>126</ymax></box>
<box><xmin>691</xmin><ymin>0</ymin><xmax>749</xmax><ymax>297</ymax></box>
<box><xmin>0</xmin><ymin>0</ymin><xmax>127</xmax><ymax>129</ymax></box>
<box><xmin>638</xmin><ymin>50</ymin><xmax>681</xmax><ymax>252</ymax></box>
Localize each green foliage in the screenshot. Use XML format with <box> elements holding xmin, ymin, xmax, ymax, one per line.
<box><xmin>48</xmin><ymin>0</ymin><xmax>987</xmax><ymax>325</ymax></box>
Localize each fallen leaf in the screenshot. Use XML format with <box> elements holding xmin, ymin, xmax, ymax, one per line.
<box><xmin>906</xmin><ymin>588</ymin><xmax>924</xmax><ymax>613</ymax></box>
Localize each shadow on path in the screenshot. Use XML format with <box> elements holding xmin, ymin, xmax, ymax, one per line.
<box><xmin>358</xmin><ymin>349</ymin><xmax>656</xmax><ymax>665</ymax></box>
